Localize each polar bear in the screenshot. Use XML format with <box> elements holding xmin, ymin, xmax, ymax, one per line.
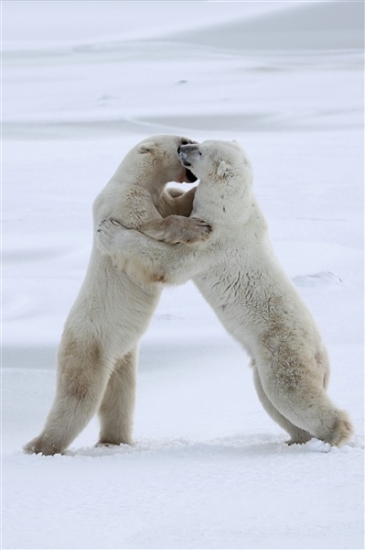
<box><xmin>97</xmin><ymin>139</ymin><xmax>354</xmax><ymax>447</ymax></box>
<box><xmin>24</xmin><ymin>134</ymin><xmax>211</xmax><ymax>455</ymax></box>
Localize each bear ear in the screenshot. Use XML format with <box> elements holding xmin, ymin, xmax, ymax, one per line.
<box><xmin>217</xmin><ymin>160</ymin><xmax>229</xmax><ymax>178</ymax></box>
<box><xmin>138</xmin><ymin>142</ymin><xmax>155</xmax><ymax>154</ymax></box>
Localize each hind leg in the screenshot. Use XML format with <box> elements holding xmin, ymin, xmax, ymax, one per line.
<box><xmin>257</xmin><ymin>359</ymin><xmax>354</xmax><ymax>447</ymax></box>
<box><xmin>252</xmin><ymin>366</ymin><xmax>312</xmax><ymax>444</ymax></box>
<box><xmin>97</xmin><ymin>349</ymin><xmax>138</xmax><ymax>447</ymax></box>
<box><xmin>24</xmin><ymin>332</ymin><xmax>111</xmax><ymax>455</ymax></box>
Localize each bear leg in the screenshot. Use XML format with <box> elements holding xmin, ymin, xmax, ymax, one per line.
<box><xmin>252</xmin><ymin>366</ymin><xmax>312</xmax><ymax>445</ymax></box>
<box><xmin>24</xmin><ymin>334</ymin><xmax>110</xmax><ymax>455</ymax></box>
<box><xmin>97</xmin><ymin>349</ymin><xmax>137</xmax><ymax>447</ymax></box>
<box><xmin>258</xmin><ymin>363</ymin><xmax>354</xmax><ymax>447</ymax></box>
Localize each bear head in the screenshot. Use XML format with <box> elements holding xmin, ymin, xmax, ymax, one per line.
<box><xmin>135</xmin><ymin>134</ymin><xmax>197</xmax><ymax>184</ymax></box>
<box><xmin>178</xmin><ymin>139</ymin><xmax>253</xmax><ymax>189</ymax></box>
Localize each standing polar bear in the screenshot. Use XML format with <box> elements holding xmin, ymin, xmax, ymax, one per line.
<box><xmin>98</xmin><ymin>139</ymin><xmax>354</xmax><ymax>447</ymax></box>
<box><xmin>24</xmin><ymin>134</ymin><xmax>211</xmax><ymax>456</ymax></box>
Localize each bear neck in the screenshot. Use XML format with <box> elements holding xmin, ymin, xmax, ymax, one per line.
<box><xmin>195</xmin><ymin>175</ymin><xmax>257</xmax><ymax>225</ymax></box>
<box><xmin>112</xmin><ymin>161</ymin><xmax>168</xmax><ymax>205</ymax></box>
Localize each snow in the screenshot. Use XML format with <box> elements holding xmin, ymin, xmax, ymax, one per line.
<box><xmin>2</xmin><ymin>1</ymin><xmax>364</xmax><ymax>549</ymax></box>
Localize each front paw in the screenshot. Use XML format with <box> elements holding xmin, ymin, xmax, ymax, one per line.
<box><xmin>96</xmin><ymin>219</ymin><xmax>122</xmax><ymax>254</ymax></box>
<box><xmin>23</xmin><ymin>435</ymin><xmax>62</xmax><ymax>456</ymax></box>
<box><xmin>181</xmin><ymin>217</ymin><xmax>212</xmax><ymax>244</ymax></box>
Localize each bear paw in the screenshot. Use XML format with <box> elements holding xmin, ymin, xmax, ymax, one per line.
<box><xmin>143</xmin><ymin>216</ymin><xmax>212</xmax><ymax>244</ymax></box>
<box><xmin>177</xmin><ymin>217</ymin><xmax>212</xmax><ymax>244</ymax></box>
<box><xmin>96</xmin><ymin>218</ymin><xmax>124</xmax><ymax>255</ymax></box>
<box><xmin>23</xmin><ymin>435</ymin><xmax>62</xmax><ymax>456</ymax></box>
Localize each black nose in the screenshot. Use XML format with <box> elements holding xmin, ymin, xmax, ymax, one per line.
<box><xmin>177</xmin><ymin>145</ymin><xmax>181</xmax><ymax>154</ymax></box>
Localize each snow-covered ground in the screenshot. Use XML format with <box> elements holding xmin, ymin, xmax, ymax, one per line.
<box><xmin>2</xmin><ymin>1</ymin><xmax>364</xmax><ymax>549</ymax></box>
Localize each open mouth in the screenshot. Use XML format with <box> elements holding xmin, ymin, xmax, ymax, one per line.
<box><xmin>178</xmin><ymin>147</ymin><xmax>196</xmax><ymax>181</ymax></box>
<box><xmin>185</xmin><ymin>168</ymin><xmax>197</xmax><ymax>183</ymax></box>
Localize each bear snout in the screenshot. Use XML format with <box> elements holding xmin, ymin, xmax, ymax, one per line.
<box><xmin>178</xmin><ymin>151</ymin><xmax>192</xmax><ymax>167</ymax></box>
<box><xmin>178</xmin><ymin>143</ymin><xmax>199</xmax><ymax>153</ymax></box>
<box><xmin>178</xmin><ymin>143</ymin><xmax>199</xmax><ymax>164</ymax></box>
<box><xmin>177</xmin><ymin>144</ymin><xmax>191</xmax><ymax>155</ymax></box>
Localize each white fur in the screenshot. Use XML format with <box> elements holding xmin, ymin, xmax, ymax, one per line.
<box><xmin>97</xmin><ymin>139</ymin><xmax>354</xmax><ymax>447</ymax></box>
<box><xmin>24</xmin><ymin>134</ymin><xmax>211</xmax><ymax>455</ymax></box>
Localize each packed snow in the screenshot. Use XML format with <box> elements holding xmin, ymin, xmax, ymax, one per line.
<box><xmin>2</xmin><ymin>1</ymin><xmax>364</xmax><ymax>549</ymax></box>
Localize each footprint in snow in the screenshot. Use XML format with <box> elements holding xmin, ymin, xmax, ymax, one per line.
<box><xmin>292</xmin><ymin>271</ymin><xmax>343</xmax><ymax>288</ymax></box>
